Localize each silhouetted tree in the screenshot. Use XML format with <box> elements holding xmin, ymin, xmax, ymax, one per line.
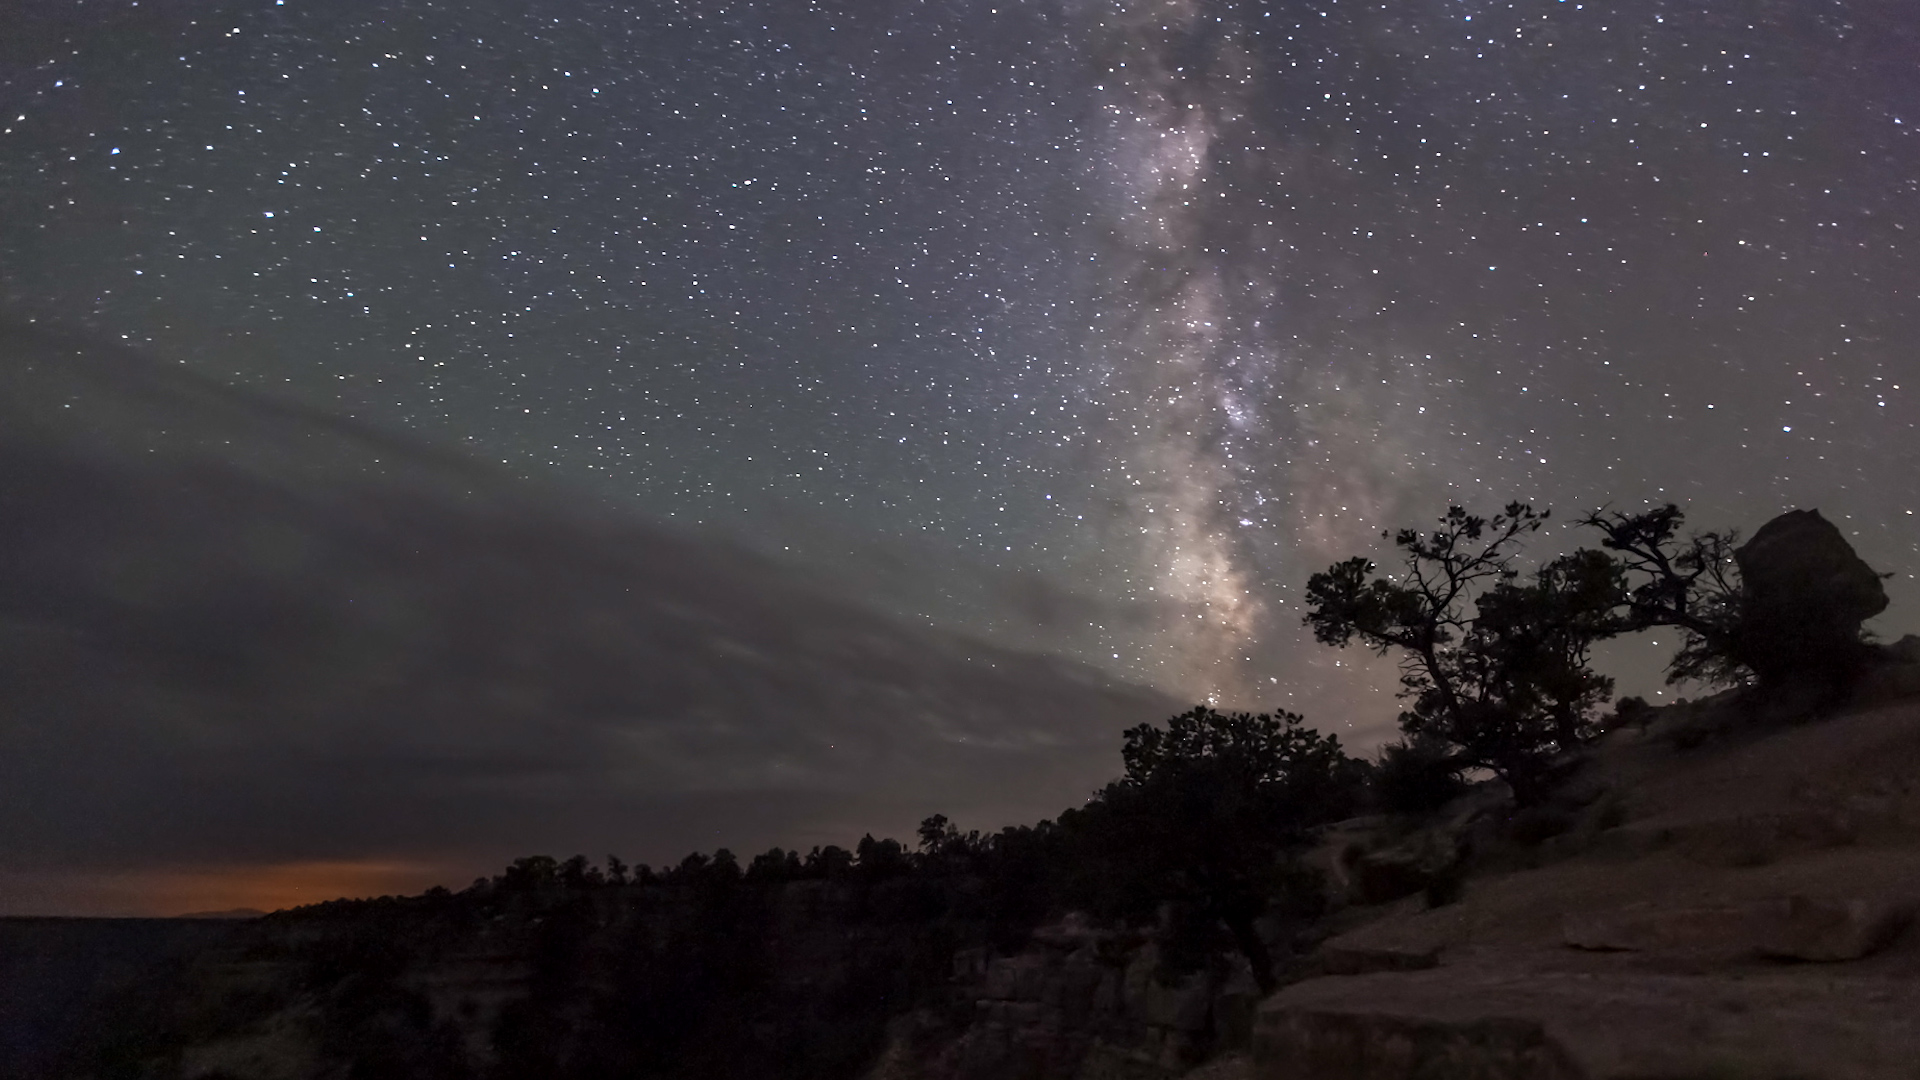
<box><xmin>1062</xmin><ymin>706</ymin><xmax>1362</xmax><ymax>993</ymax></box>
<box><xmin>1372</xmin><ymin>732</ymin><xmax>1468</xmax><ymax>816</ymax></box>
<box><xmin>1580</xmin><ymin>503</ymin><xmax>1895</xmax><ymax>700</ymax></box>
<box><xmin>500</xmin><ymin>855</ymin><xmax>561</xmax><ymax>893</ymax></box>
<box><xmin>559</xmin><ymin>854</ymin><xmax>603</xmax><ymax>889</ymax></box>
<box><xmin>747</xmin><ymin>847</ymin><xmax>803</xmax><ymax>881</ymax></box>
<box><xmin>855</xmin><ymin>834</ymin><xmax>909</xmax><ymax>877</ymax></box>
<box><xmin>804</xmin><ymin>844</ymin><xmax>854</xmax><ymax>877</ymax></box>
<box><xmin>916</xmin><ymin>813</ymin><xmax>959</xmax><ymax>855</ymax></box>
<box><xmin>1579</xmin><ymin>504</ymin><xmax>1745</xmax><ymax>685</ymax></box>
<box><xmin>1306</xmin><ymin>504</ymin><xmax>1620</xmax><ymax>804</ymax></box>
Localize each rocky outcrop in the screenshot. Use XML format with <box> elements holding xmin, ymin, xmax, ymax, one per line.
<box><xmin>1340</xmin><ymin>840</ymin><xmax>1457</xmax><ymax>907</ymax></box>
<box><xmin>1736</xmin><ymin>510</ymin><xmax>1889</xmax><ymax>627</ymax></box>
<box><xmin>1325</xmin><ymin>793</ymin><xmax>1501</xmax><ymax>907</ymax></box>
<box><xmin>1248</xmin><ymin>692</ymin><xmax>1920</xmax><ymax>1080</ymax></box>
<box><xmin>871</xmin><ymin>917</ymin><xmax>1268</xmax><ymax>1080</ymax></box>
<box><xmin>1734</xmin><ymin>509</ymin><xmax>1889</xmax><ymax>688</ymax></box>
<box><xmin>870</xmin><ymin>687</ymin><xmax>1920</xmax><ymax>1080</ymax></box>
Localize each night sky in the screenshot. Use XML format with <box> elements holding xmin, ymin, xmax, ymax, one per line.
<box><xmin>2</xmin><ymin>0</ymin><xmax>1917</xmax><ymax>912</ymax></box>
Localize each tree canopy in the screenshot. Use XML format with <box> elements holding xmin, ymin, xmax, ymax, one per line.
<box><xmin>1061</xmin><ymin>706</ymin><xmax>1364</xmax><ymax>992</ymax></box>
<box><xmin>1305</xmin><ymin>504</ymin><xmax>1621</xmax><ymax>804</ymax></box>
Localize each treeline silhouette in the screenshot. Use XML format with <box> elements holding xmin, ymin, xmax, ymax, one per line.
<box><xmin>74</xmin><ymin>501</ymin><xmax>1900</xmax><ymax>1080</ymax></box>
<box><xmin>87</xmin><ymin>707</ymin><xmax>1367</xmax><ymax>1080</ymax></box>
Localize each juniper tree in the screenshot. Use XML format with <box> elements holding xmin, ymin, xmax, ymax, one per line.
<box><xmin>1305</xmin><ymin>504</ymin><xmax>1621</xmax><ymax>805</ymax></box>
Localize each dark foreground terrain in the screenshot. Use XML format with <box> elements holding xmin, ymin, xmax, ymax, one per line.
<box><xmin>0</xmin><ymin>918</ymin><xmax>242</xmax><ymax>1078</ymax></box>
<box><xmin>12</xmin><ymin>655</ymin><xmax>1920</xmax><ymax>1080</ymax></box>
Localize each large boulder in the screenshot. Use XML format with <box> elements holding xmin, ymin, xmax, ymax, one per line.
<box><xmin>1737</xmin><ymin>510</ymin><xmax>1889</xmax><ymax>625</ymax></box>
<box><xmin>1734</xmin><ymin>509</ymin><xmax>1888</xmax><ymax>687</ymax></box>
<box><xmin>1342</xmin><ymin>841</ymin><xmax>1453</xmax><ymax>906</ymax></box>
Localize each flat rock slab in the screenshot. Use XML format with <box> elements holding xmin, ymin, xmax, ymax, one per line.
<box><xmin>1563</xmin><ymin>902</ymin><xmax>1752</xmax><ymax>954</ymax></box>
<box><xmin>1317</xmin><ymin>940</ymin><xmax>1443</xmax><ymax>976</ymax></box>
<box><xmin>1254</xmin><ymin>966</ymin><xmax>1920</xmax><ymax>1080</ymax></box>
<box><xmin>1563</xmin><ymin>896</ymin><xmax>1916</xmax><ymax>961</ymax></box>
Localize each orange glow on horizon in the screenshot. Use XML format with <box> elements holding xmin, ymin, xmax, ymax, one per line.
<box><xmin>0</xmin><ymin>860</ymin><xmax>457</xmax><ymax>917</ymax></box>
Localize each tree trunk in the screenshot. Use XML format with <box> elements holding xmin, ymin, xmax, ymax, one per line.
<box><xmin>1222</xmin><ymin>911</ymin><xmax>1277</xmax><ymax>996</ymax></box>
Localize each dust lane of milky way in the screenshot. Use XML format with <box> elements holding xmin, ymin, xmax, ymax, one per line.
<box><xmin>2</xmin><ymin>1</ymin><xmax>1916</xmax><ymax>726</ymax></box>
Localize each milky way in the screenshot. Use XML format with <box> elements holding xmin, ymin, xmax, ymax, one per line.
<box><xmin>4</xmin><ymin>0</ymin><xmax>1917</xmax><ymax>727</ymax></box>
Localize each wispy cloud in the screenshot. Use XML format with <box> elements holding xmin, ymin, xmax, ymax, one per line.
<box><xmin>0</xmin><ymin>323</ymin><xmax>1178</xmax><ymax>914</ymax></box>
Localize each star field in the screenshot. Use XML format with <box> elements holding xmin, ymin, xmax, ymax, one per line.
<box><xmin>3</xmin><ymin>0</ymin><xmax>1916</xmax><ymax>722</ymax></box>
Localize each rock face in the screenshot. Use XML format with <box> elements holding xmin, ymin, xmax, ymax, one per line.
<box><xmin>1328</xmin><ymin>794</ymin><xmax>1497</xmax><ymax>906</ymax></box>
<box><xmin>884</xmin><ymin>927</ymin><xmax>1264</xmax><ymax>1080</ymax></box>
<box><xmin>1736</xmin><ymin>509</ymin><xmax>1889</xmax><ymax>627</ymax></box>
<box><xmin>1254</xmin><ymin>966</ymin><xmax>1920</xmax><ymax>1080</ymax></box>
<box><xmin>1341</xmin><ymin>840</ymin><xmax>1456</xmax><ymax>906</ymax></box>
<box><xmin>1734</xmin><ymin>509</ymin><xmax>1888</xmax><ymax>686</ymax></box>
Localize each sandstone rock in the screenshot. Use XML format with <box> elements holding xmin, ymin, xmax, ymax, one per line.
<box><xmin>1672</xmin><ymin>807</ymin><xmax>1858</xmax><ymax>866</ymax></box>
<box><xmin>1343</xmin><ymin>839</ymin><xmax>1458</xmax><ymax>906</ymax></box>
<box><xmin>1737</xmin><ymin>509</ymin><xmax>1888</xmax><ymax>623</ymax></box>
<box><xmin>1562</xmin><ymin>901</ymin><xmax>1755</xmax><ymax>953</ymax></box>
<box><xmin>1177</xmin><ymin>1052</ymin><xmax>1254</xmax><ymax>1080</ymax></box>
<box><xmin>1317</xmin><ymin>941</ymin><xmax>1443</xmax><ymax>976</ymax></box>
<box><xmin>983</xmin><ymin>954</ymin><xmax>1051</xmax><ymax>1001</ymax></box>
<box><xmin>1001</xmin><ymin>1000</ymin><xmax>1049</xmax><ymax>1027</ymax></box>
<box><xmin>1118</xmin><ymin>945</ymin><xmax>1161</xmax><ymax>1018</ymax></box>
<box><xmin>952</xmin><ymin>945</ymin><xmax>990</xmax><ymax>980</ymax></box>
<box><xmin>1030</xmin><ymin>912</ymin><xmax>1112</xmax><ymax>951</ymax></box>
<box><xmin>1210</xmin><ymin>968</ymin><xmax>1263</xmax><ymax>1051</ymax></box>
<box><xmin>1563</xmin><ymin>896</ymin><xmax>1916</xmax><ymax>962</ymax></box>
<box><xmin>1255</xmin><ymin>965</ymin><xmax>1920</xmax><ymax>1080</ymax></box>
<box><xmin>1734</xmin><ymin>509</ymin><xmax>1888</xmax><ymax>685</ymax></box>
<box><xmin>1073</xmin><ymin>1040</ymin><xmax>1178</xmax><ymax>1080</ymax></box>
<box><xmin>1056</xmin><ymin>947</ymin><xmax>1104</xmax><ymax>1025</ymax></box>
<box><xmin>1092</xmin><ymin>967</ymin><xmax>1125</xmax><ymax>1015</ymax></box>
<box><xmin>1137</xmin><ymin>976</ymin><xmax>1212</xmax><ymax>1033</ymax></box>
<box><xmin>1257</xmin><ymin>1005</ymin><xmax>1580</xmax><ymax>1080</ymax></box>
<box><xmin>1749</xmin><ymin>895</ymin><xmax>1918</xmax><ymax>962</ymax></box>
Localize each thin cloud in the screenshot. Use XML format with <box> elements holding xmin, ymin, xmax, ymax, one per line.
<box><xmin>0</xmin><ymin>323</ymin><xmax>1179</xmax><ymax>914</ymax></box>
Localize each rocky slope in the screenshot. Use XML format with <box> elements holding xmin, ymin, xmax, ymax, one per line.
<box><xmin>1245</xmin><ymin>661</ymin><xmax>1920</xmax><ymax>1080</ymax></box>
<box><xmin>858</xmin><ymin>645</ymin><xmax>1920</xmax><ymax>1080</ymax></box>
